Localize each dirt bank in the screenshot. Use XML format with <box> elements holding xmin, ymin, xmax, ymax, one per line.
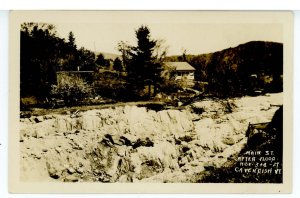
<box><xmin>19</xmin><ymin>93</ymin><xmax>282</xmax><ymax>182</ymax></box>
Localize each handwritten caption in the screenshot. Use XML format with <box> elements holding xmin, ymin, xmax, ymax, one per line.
<box><xmin>234</xmin><ymin>150</ymin><xmax>282</xmax><ymax>175</ymax></box>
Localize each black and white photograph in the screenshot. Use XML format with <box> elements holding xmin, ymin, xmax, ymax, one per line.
<box><xmin>9</xmin><ymin>11</ymin><xmax>293</xmax><ymax>193</ymax></box>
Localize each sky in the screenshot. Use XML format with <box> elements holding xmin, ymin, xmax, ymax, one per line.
<box><xmin>53</xmin><ymin>13</ymin><xmax>283</xmax><ymax>56</ymax></box>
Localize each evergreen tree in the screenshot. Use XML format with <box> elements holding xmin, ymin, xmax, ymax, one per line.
<box><xmin>20</xmin><ymin>23</ymin><xmax>63</xmax><ymax>98</ymax></box>
<box><xmin>126</xmin><ymin>25</ymin><xmax>163</xmax><ymax>97</ymax></box>
<box><xmin>113</xmin><ymin>57</ymin><xmax>123</xmax><ymax>72</ymax></box>
<box><xmin>68</xmin><ymin>31</ymin><xmax>76</xmax><ymax>49</ymax></box>
<box><xmin>96</xmin><ymin>53</ymin><xmax>109</xmax><ymax>67</ymax></box>
<box><xmin>78</xmin><ymin>47</ymin><xmax>96</xmax><ymax>71</ymax></box>
<box><xmin>64</xmin><ymin>31</ymin><xmax>78</xmax><ymax>71</ymax></box>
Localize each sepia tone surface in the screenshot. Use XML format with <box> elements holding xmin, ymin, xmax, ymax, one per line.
<box><xmin>9</xmin><ymin>11</ymin><xmax>293</xmax><ymax>193</ymax></box>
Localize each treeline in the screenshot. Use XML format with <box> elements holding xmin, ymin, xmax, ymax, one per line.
<box><xmin>21</xmin><ymin>23</ymin><xmax>169</xmax><ymax>105</ymax></box>
<box><xmin>21</xmin><ymin>22</ymin><xmax>283</xmax><ymax>106</ymax></box>
<box><xmin>167</xmin><ymin>41</ymin><xmax>283</xmax><ymax>97</ymax></box>
<box><xmin>20</xmin><ymin>23</ymin><xmax>122</xmax><ymax>99</ymax></box>
<box><xmin>94</xmin><ymin>26</ymin><xmax>169</xmax><ymax>100</ymax></box>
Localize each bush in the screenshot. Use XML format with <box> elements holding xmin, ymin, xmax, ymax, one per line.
<box><xmin>159</xmin><ymin>78</ymin><xmax>181</xmax><ymax>94</ymax></box>
<box><xmin>20</xmin><ymin>96</ymin><xmax>39</xmax><ymax>109</ymax></box>
<box><xmin>50</xmin><ymin>74</ymin><xmax>92</xmax><ymax>106</ymax></box>
<box><xmin>193</xmin><ymin>81</ymin><xmax>208</xmax><ymax>93</ymax></box>
<box><xmin>93</xmin><ymin>71</ymin><xmax>129</xmax><ymax>101</ymax></box>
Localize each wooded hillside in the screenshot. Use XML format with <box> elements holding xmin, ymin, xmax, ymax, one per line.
<box><xmin>167</xmin><ymin>41</ymin><xmax>283</xmax><ymax>97</ymax></box>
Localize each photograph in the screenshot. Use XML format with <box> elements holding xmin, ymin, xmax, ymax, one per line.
<box><xmin>9</xmin><ymin>11</ymin><xmax>293</xmax><ymax>193</ymax></box>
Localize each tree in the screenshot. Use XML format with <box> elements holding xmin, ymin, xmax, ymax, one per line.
<box><xmin>68</xmin><ymin>31</ymin><xmax>76</xmax><ymax>49</ymax></box>
<box><xmin>117</xmin><ymin>41</ymin><xmax>132</xmax><ymax>71</ymax></box>
<box><xmin>60</xmin><ymin>31</ymin><xmax>79</xmax><ymax>71</ymax></box>
<box><xmin>113</xmin><ymin>57</ymin><xmax>123</xmax><ymax>72</ymax></box>
<box><xmin>153</xmin><ymin>39</ymin><xmax>168</xmax><ymax>64</ymax></box>
<box><xmin>20</xmin><ymin>23</ymin><xmax>64</xmax><ymax>98</ymax></box>
<box><xmin>78</xmin><ymin>47</ymin><xmax>96</xmax><ymax>71</ymax></box>
<box><xmin>96</xmin><ymin>53</ymin><xmax>109</xmax><ymax>67</ymax></box>
<box><xmin>124</xmin><ymin>25</ymin><xmax>164</xmax><ymax>97</ymax></box>
<box><xmin>178</xmin><ymin>48</ymin><xmax>187</xmax><ymax>62</ymax></box>
<box><xmin>20</xmin><ymin>23</ymin><xmax>99</xmax><ymax>104</ymax></box>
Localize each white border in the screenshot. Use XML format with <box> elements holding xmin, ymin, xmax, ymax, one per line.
<box><xmin>0</xmin><ymin>9</ymin><xmax>9</xmax><ymax>198</ymax></box>
<box><xmin>1</xmin><ymin>9</ymin><xmax>299</xmax><ymax>198</ymax></box>
<box><xmin>1</xmin><ymin>0</ymin><xmax>300</xmax><ymax>10</ymax></box>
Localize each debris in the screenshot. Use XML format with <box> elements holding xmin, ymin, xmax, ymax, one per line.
<box><xmin>64</xmin><ymin>175</ymin><xmax>78</xmax><ymax>182</ymax></box>
<box><xmin>222</xmin><ymin>137</ymin><xmax>235</xmax><ymax>146</ymax></box>
<box><xmin>70</xmin><ymin>110</ymin><xmax>80</xmax><ymax>118</ymax></box>
<box><xmin>67</xmin><ymin>167</ymin><xmax>76</xmax><ymax>174</ymax></box>
<box><xmin>35</xmin><ymin>116</ymin><xmax>45</xmax><ymax>123</ymax></box>
<box><xmin>46</xmin><ymin>162</ymin><xmax>60</xmax><ymax>179</ymax></box>
<box><xmin>120</xmin><ymin>134</ymin><xmax>138</xmax><ymax>146</ymax></box>
<box><xmin>55</xmin><ymin>147</ymin><xmax>62</xmax><ymax>153</ymax></box>
<box><xmin>76</xmin><ymin>167</ymin><xmax>84</xmax><ymax>174</ymax></box>
<box><xmin>19</xmin><ymin>93</ymin><xmax>283</xmax><ymax>183</ymax></box>
<box><xmin>132</xmin><ymin>137</ymin><xmax>154</xmax><ymax>149</ymax></box>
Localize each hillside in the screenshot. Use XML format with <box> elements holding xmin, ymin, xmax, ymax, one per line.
<box><xmin>166</xmin><ymin>41</ymin><xmax>283</xmax><ymax>97</ymax></box>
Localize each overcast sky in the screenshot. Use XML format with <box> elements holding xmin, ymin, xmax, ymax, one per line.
<box><xmin>54</xmin><ymin>19</ymin><xmax>283</xmax><ymax>56</ymax></box>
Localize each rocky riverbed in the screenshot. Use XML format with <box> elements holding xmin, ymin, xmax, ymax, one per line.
<box><xmin>19</xmin><ymin>93</ymin><xmax>282</xmax><ymax>182</ymax></box>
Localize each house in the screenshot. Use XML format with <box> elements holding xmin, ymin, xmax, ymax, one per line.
<box><xmin>163</xmin><ymin>62</ymin><xmax>196</xmax><ymax>81</ymax></box>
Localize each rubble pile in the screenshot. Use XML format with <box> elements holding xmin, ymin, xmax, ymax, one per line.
<box><xmin>19</xmin><ymin>93</ymin><xmax>282</xmax><ymax>182</ymax></box>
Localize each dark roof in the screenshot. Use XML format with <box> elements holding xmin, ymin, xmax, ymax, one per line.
<box><xmin>164</xmin><ymin>62</ymin><xmax>195</xmax><ymax>71</ymax></box>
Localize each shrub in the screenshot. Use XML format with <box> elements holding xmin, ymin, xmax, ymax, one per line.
<box><xmin>50</xmin><ymin>74</ymin><xmax>92</xmax><ymax>106</ymax></box>
<box><xmin>93</xmin><ymin>71</ymin><xmax>129</xmax><ymax>101</ymax></box>
<box><xmin>193</xmin><ymin>81</ymin><xmax>208</xmax><ymax>93</ymax></box>
<box><xmin>159</xmin><ymin>78</ymin><xmax>181</xmax><ymax>94</ymax></box>
<box><xmin>20</xmin><ymin>96</ymin><xmax>39</xmax><ymax>109</ymax></box>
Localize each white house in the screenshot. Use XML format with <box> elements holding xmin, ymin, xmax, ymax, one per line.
<box><xmin>163</xmin><ymin>62</ymin><xmax>196</xmax><ymax>81</ymax></box>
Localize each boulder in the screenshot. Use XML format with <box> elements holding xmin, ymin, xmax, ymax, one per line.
<box><xmin>129</xmin><ymin>141</ymin><xmax>179</xmax><ymax>180</ymax></box>
<box><xmin>139</xmin><ymin>159</ymin><xmax>164</xmax><ymax>179</ymax></box>
<box><xmin>80</xmin><ymin>114</ymin><xmax>102</xmax><ymax>131</ymax></box>
<box><xmin>177</xmin><ymin>134</ymin><xmax>195</xmax><ymax>142</ymax></box>
<box><xmin>222</xmin><ymin>137</ymin><xmax>235</xmax><ymax>145</ymax></box>
<box><xmin>28</xmin><ymin>116</ymin><xmax>37</xmax><ymax>123</ymax></box>
<box><xmin>76</xmin><ymin>167</ymin><xmax>84</xmax><ymax>174</ymax></box>
<box><xmin>46</xmin><ymin>161</ymin><xmax>60</xmax><ymax>179</ymax></box>
<box><xmin>55</xmin><ymin>147</ymin><xmax>62</xmax><ymax>154</ymax></box>
<box><xmin>116</xmin><ymin>145</ymin><xmax>128</xmax><ymax>157</ymax></box>
<box><xmin>118</xmin><ymin>174</ymin><xmax>133</xmax><ymax>182</ymax></box>
<box><xmin>67</xmin><ymin>167</ymin><xmax>76</xmax><ymax>174</ymax></box>
<box><xmin>64</xmin><ymin>175</ymin><xmax>78</xmax><ymax>182</ymax></box>
<box><xmin>35</xmin><ymin>116</ymin><xmax>44</xmax><ymax>123</ymax></box>
<box><xmin>120</xmin><ymin>134</ymin><xmax>138</xmax><ymax>146</ymax></box>
<box><xmin>44</xmin><ymin>115</ymin><xmax>53</xmax><ymax>120</ymax></box>
<box><xmin>105</xmin><ymin>156</ymin><xmax>121</xmax><ymax>177</ymax></box>
<box><xmin>104</xmin><ymin>134</ymin><xmax>122</xmax><ymax>145</ymax></box>
<box><xmin>132</xmin><ymin>138</ymin><xmax>154</xmax><ymax>149</ymax></box>
<box><xmin>90</xmin><ymin>142</ymin><xmax>131</xmax><ymax>182</ymax></box>
<box><xmin>178</xmin><ymin>156</ymin><xmax>188</xmax><ymax>167</ymax></box>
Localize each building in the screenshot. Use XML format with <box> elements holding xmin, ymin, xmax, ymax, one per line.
<box><xmin>163</xmin><ymin>62</ymin><xmax>196</xmax><ymax>81</ymax></box>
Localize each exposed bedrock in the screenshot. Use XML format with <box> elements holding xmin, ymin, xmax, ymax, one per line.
<box><xmin>20</xmin><ymin>93</ymin><xmax>282</xmax><ymax>182</ymax></box>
